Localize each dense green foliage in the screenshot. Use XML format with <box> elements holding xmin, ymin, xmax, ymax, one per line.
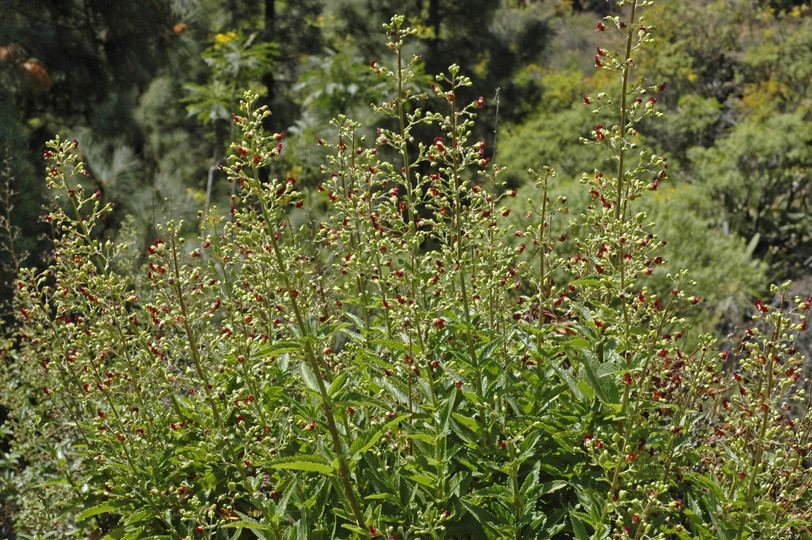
<box><xmin>1</xmin><ymin>1</ymin><xmax>811</xmax><ymax>539</ymax></box>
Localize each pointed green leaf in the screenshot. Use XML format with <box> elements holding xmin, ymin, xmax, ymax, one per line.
<box><xmin>578</xmin><ymin>350</ymin><xmax>620</xmax><ymax>406</ymax></box>
<box><xmin>77</xmin><ymin>502</ymin><xmax>124</xmax><ymax>521</ymax></box>
<box><xmin>269</xmin><ymin>455</ymin><xmax>333</xmax><ymax>474</ymax></box>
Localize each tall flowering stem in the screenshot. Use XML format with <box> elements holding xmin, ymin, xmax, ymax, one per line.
<box><xmin>225</xmin><ymin>95</ymin><xmax>367</xmax><ymax>530</ymax></box>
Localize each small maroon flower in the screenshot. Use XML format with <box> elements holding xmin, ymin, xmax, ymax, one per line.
<box><xmin>626</xmin><ymin>452</ymin><xmax>637</xmax><ymax>462</ymax></box>
<box><xmin>476</xmin><ymin>96</ymin><xmax>484</xmax><ymax>108</ymax></box>
<box><xmin>433</xmin><ymin>318</ymin><xmax>446</xmax><ymax>329</ymax></box>
<box><xmin>597</xmin><ymin>21</ymin><xmax>605</xmax><ymax>31</ymax></box>
<box><xmin>97</xmin><ymin>409</ymin><xmax>106</xmax><ymax>419</ymax></box>
<box><xmin>624</xmin><ymin>373</ymin><xmax>632</xmax><ymax>385</ymax></box>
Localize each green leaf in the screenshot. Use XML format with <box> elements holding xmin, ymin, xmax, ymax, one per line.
<box><xmin>470</xmin><ymin>485</ymin><xmax>512</xmax><ymax>503</ymax></box>
<box><xmin>538</xmin><ymin>480</ymin><xmax>568</xmax><ymax>497</ymax></box>
<box><xmin>403</xmin><ymin>431</ymin><xmax>436</xmax><ymax>443</ymax></box>
<box><xmin>460</xmin><ymin>499</ymin><xmax>498</xmax><ymax>534</ymax></box>
<box><xmin>328</xmin><ymin>371</ymin><xmax>349</xmax><ymax>398</ymax></box>
<box><xmin>101</xmin><ymin>527</ymin><xmax>126</xmax><ymax>540</ymax></box>
<box><xmin>407</xmin><ymin>472</ymin><xmax>438</xmax><ymax>488</ymax></box>
<box><xmin>77</xmin><ymin>501</ymin><xmax>124</xmax><ymax>521</ymax></box>
<box><xmin>299</xmin><ymin>363</ymin><xmax>321</xmax><ymax>394</ymax></box>
<box><xmin>548</xmin><ymin>359</ymin><xmax>585</xmax><ymax>402</ymax></box>
<box><xmin>269</xmin><ymin>455</ymin><xmax>333</xmax><ymax>474</ymax></box>
<box><xmin>349</xmin><ymin>416</ymin><xmax>402</xmax><ymax>457</ymax></box>
<box><xmin>569</xmin><ymin>508</ymin><xmax>590</xmax><ymax>540</ymax></box>
<box><xmin>257</xmin><ymin>341</ymin><xmax>301</xmax><ymax>357</ymax></box>
<box><xmin>451</xmin><ymin>412</ymin><xmax>480</xmax><ymax>435</ymax></box>
<box><xmin>578</xmin><ymin>350</ymin><xmax>620</xmax><ymax>406</ymax></box>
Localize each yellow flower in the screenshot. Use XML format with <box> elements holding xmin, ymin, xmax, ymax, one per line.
<box><xmin>213</xmin><ymin>32</ymin><xmax>238</xmax><ymax>48</ymax></box>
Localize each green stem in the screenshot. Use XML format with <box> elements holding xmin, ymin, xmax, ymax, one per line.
<box><xmin>248</xmin><ymin>157</ymin><xmax>366</xmax><ymax>529</ymax></box>
<box><xmin>735</xmin><ymin>314</ymin><xmax>783</xmax><ymax>539</ymax></box>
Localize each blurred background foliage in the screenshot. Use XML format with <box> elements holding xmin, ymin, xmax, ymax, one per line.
<box><xmin>0</xmin><ymin>1</ymin><xmax>810</xmax><ymax>531</ymax></box>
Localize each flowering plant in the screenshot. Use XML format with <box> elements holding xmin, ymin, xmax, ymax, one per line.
<box><xmin>2</xmin><ymin>2</ymin><xmax>810</xmax><ymax>539</ymax></box>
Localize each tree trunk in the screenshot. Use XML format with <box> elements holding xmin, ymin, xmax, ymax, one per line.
<box><xmin>262</xmin><ymin>0</ymin><xmax>276</xmax><ymax>105</ymax></box>
<box><xmin>429</xmin><ymin>0</ymin><xmax>440</xmax><ymax>53</ymax></box>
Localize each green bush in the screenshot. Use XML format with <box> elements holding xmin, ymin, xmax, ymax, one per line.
<box><xmin>1</xmin><ymin>5</ymin><xmax>810</xmax><ymax>539</ymax></box>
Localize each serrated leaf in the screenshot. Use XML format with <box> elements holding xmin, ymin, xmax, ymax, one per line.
<box><xmin>578</xmin><ymin>350</ymin><xmax>620</xmax><ymax>406</ymax></box>
<box><xmin>403</xmin><ymin>431</ymin><xmax>436</xmax><ymax>443</ymax></box>
<box><xmin>538</xmin><ymin>480</ymin><xmax>568</xmax><ymax>496</ymax></box>
<box><xmin>407</xmin><ymin>472</ymin><xmax>437</xmax><ymax>488</ymax></box>
<box><xmin>460</xmin><ymin>499</ymin><xmax>498</xmax><ymax>534</ymax></box>
<box><xmin>569</xmin><ymin>509</ymin><xmax>590</xmax><ymax>540</ymax></box>
<box><xmin>269</xmin><ymin>455</ymin><xmax>333</xmax><ymax>474</ymax></box>
<box><xmin>257</xmin><ymin>341</ymin><xmax>301</xmax><ymax>357</ymax></box>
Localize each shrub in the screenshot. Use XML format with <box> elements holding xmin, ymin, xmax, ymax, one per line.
<box><xmin>2</xmin><ymin>3</ymin><xmax>810</xmax><ymax>539</ymax></box>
